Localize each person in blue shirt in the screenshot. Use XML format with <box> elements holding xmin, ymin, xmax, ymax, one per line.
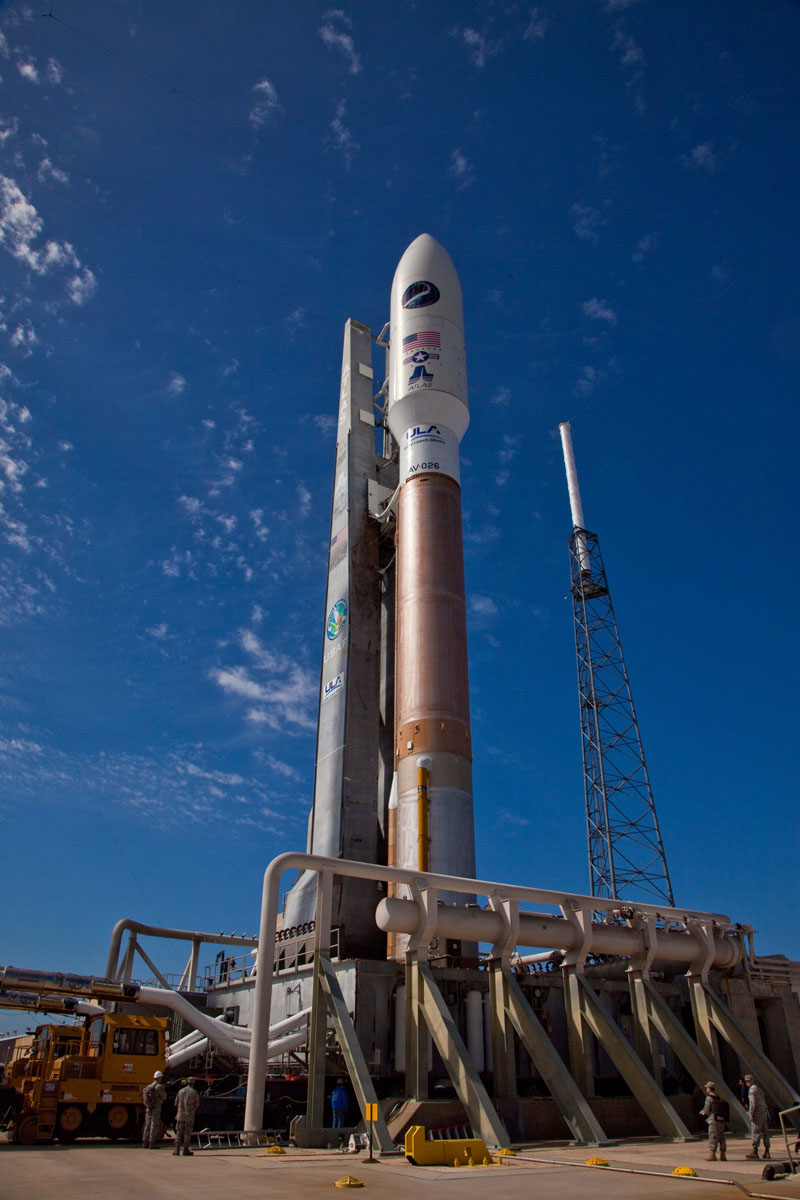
<box><xmin>330</xmin><ymin>1079</ymin><xmax>348</xmax><ymax>1128</ymax></box>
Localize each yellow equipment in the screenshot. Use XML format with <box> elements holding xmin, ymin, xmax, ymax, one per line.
<box><xmin>404</xmin><ymin>1124</ymin><xmax>490</xmax><ymax>1166</ymax></box>
<box><xmin>6</xmin><ymin>1011</ymin><xmax>167</xmax><ymax>1145</ymax></box>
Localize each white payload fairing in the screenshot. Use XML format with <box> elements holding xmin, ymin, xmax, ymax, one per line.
<box><xmin>386</xmin><ymin>234</ymin><xmax>476</xmax><ymax>917</ymax></box>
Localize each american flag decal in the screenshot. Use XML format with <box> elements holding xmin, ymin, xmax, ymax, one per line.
<box><xmin>402</xmin><ymin>331</ymin><xmax>441</xmax><ymax>350</ymax></box>
<box><xmin>330</xmin><ymin>525</ymin><xmax>348</xmax><ymax>550</ymax></box>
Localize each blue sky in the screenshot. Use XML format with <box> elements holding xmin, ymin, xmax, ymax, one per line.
<box><xmin>0</xmin><ymin>0</ymin><xmax>798</xmax><ymax>1033</ymax></box>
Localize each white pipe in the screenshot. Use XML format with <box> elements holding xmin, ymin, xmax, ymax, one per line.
<box><xmin>168</xmin><ymin>1005</ymin><xmax>312</xmax><ymax>1055</ymax></box>
<box><xmin>167</xmin><ymin>1027</ymin><xmax>308</xmax><ymax>1069</ymax></box>
<box><xmin>514</xmin><ymin>950</ymin><xmax>565</xmax><ymax>966</ymax></box>
<box><xmin>466</xmin><ymin>989</ymin><xmax>484</xmax><ymax>1073</ymax></box>
<box><xmin>394</xmin><ymin>985</ymin><xmax>406</xmax><ymax>1074</ymax></box>
<box><xmin>559</xmin><ymin>421</ymin><xmax>590</xmax><ymax>571</ymax></box>
<box><xmin>483</xmin><ymin>991</ymin><xmax>493</xmax><ymax>1072</ymax></box>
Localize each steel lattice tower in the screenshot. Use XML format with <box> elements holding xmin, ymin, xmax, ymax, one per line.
<box><xmin>559</xmin><ymin>423</ymin><xmax>674</xmax><ymax>906</ymax></box>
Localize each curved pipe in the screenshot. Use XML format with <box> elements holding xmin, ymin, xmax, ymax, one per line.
<box><xmin>167</xmin><ymin>1027</ymin><xmax>308</xmax><ymax>1070</ymax></box>
<box><xmin>106</xmin><ymin>919</ymin><xmax>257</xmax><ymax>980</ymax></box>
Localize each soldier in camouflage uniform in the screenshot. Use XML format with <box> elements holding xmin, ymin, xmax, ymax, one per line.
<box><xmin>142</xmin><ymin>1070</ymin><xmax>167</xmax><ymax>1148</ymax></box>
<box><xmin>744</xmin><ymin>1074</ymin><xmax>771</xmax><ymax>1159</ymax></box>
<box><xmin>701</xmin><ymin>1081</ymin><xmax>727</xmax><ymax>1161</ymax></box>
<box><xmin>172</xmin><ymin>1076</ymin><xmax>200</xmax><ymax>1156</ymax></box>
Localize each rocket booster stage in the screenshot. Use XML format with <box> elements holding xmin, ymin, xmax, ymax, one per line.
<box><xmin>387</xmin><ymin>235</ymin><xmax>476</xmax><ymax>908</ymax></box>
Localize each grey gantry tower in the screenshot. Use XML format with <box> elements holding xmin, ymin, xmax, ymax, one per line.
<box><xmin>558</xmin><ymin>422</ymin><xmax>674</xmax><ymax>906</ymax></box>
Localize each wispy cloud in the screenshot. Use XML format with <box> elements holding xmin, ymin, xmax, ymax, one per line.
<box><xmin>0</xmin><ymin>176</ymin><xmax>96</xmax><ymax>302</ymax></box>
<box><xmin>249</xmin><ymin>77</ymin><xmax>279</xmax><ymax>128</ymax></box>
<box><xmin>167</xmin><ymin>371</ymin><xmax>187</xmax><ymax>396</ymax></box>
<box><xmin>523</xmin><ymin>8</ymin><xmax>548</xmax><ymax>41</ymax></box>
<box><xmin>319</xmin><ymin>10</ymin><xmax>362</xmax><ymax>74</ymax></box>
<box><xmin>459</xmin><ymin>27</ymin><xmax>502</xmax><ymax>68</ymax></box>
<box><xmin>681</xmin><ymin>141</ymin><xmax>717</xmax><ymax>172</ymax></box>
<box><xmin>582</xmin><ymin>297</ymin><xmax>617</xmax><ymax>325</ymax></box>
<box><xmin>328</xmin><ymin>99</ymin><xmax>359</xmax><ymax>166</ymax></box>
<box><xmin>211</xmin><ymin>626</ymin><xmax>317</xmax><ymax>732</ymax></box>
<box><xmin>469</xmin><ymin>594</ymin><xmax>498</xmax><ymax>617</ymax></box>
<box><xmin>570</xmin><ymin>202</ymin><xmax>605</xmax><ymax>242</ymax></box>
<box><xmin>449</xmin><ymin>148</ymin><xmax>475</xmax><ymax>189</ymax></box>
<box><xmin>632</xmin><ymin>231</ymin><xmax>659</xmax><ymax>262</ymax></box>
<box><xmin>490</xmin><ymin>386</ymin><xmax>511</xmax><ymax>407</ymax></box>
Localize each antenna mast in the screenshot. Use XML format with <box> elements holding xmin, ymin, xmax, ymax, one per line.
<box><xmin>558</xmin><ymin>422</ymin><xmax>674</xmax><ymax>906</ymax></box>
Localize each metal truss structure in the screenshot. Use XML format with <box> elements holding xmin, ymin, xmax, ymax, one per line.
<box><xmin>568</xmin><ymin>526</ymin><xmax>674</xmax><ymax>906</ymax></box>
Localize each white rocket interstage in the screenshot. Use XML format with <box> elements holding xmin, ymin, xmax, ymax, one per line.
<box><xmin>387</xmin><ymin>235</ymin><xmax>476</xmax><ymax>931</ymax></box>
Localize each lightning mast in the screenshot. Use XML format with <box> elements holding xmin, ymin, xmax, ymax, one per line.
<box><xmin>558</xmin><ymin>422</ymin><xmax>674</xmax><ymax>906</ymax></box>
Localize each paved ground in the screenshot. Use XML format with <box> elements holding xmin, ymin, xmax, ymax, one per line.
<box><xmin>1</xmin><ymin>1133</ymin><xmax>798</xmax><ymax>1200</ymax></box>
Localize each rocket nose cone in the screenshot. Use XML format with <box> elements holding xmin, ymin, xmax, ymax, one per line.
<box><xmin>392</xmin><ymin>233</ymin><xmax>461</xmax><ymax>300</ymax></box>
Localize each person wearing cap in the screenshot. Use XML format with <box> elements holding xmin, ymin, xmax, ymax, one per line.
<box><xmin>744</xmin><ymin>1074</ymin><xmax>771</xmax><ymax>1159</ymax></box>
<box><xmin>142</xmin><ymin>1070</ymin><xmax>167</xmax><ymax>1148</ymax></box>
<box><xmin>173</xmin><ymin>1076</ymin><xmax>200</xmax><ymax>1156</ymax></box>
<box><xmin>330</xmin><ymin>1078</ymin><xmax>348</xmax><ymax>1129</ymax></box>
<box><xmin>700</xmin><ymin>1081</ymin><xmax>727</xmax><ymax>1161</ymax></box>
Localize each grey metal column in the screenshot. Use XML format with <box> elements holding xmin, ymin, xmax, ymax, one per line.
<box><xmin>306</xmin><ymin>872</ymin><xmax>333</xmax><ymax>1138</ymax></box>
<box><xmin>404</xmin><ymin>954</ymin><xmax>428</xmax><ymax>1099</ymax></box>
<box><xmin>488</xmin><ymin>960</ymin><xmax>517</xmax><ymax>1103</ymax></box>
<box><xmin>417</xmin><ymin>962</ymin><xmax>509</xmax><ymax>1148</ymax></box>
<box><xmin>503</xmin><ymin>971</ymin><xmax>608</xmax><ymax>1144</ymax></box>
<box><xmin>632</xmin><ymin>974</ymin><xmax>749</xmax><ymax>1134</ymax></box>
<box><xmin>574</xmin><ymin>973</ymin><xmax>692</xmax><ymax>1140</ymax></box>
<box><xmin>701</xmin><ymin>985</ymin><xmax>800</xmax><ymax>1113</ymax></box>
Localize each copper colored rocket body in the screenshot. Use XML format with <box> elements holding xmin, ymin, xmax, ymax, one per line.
<box><xmin>394</xmin><ymin>473</ymin><xmax>476</xmax><ymax>895</ymax></box>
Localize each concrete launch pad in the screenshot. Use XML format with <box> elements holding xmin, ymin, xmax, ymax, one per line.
<box><xmin>2</xmin><ymin>1135</ymin><xmax>799</xmax><ymax>1200</ymax></box>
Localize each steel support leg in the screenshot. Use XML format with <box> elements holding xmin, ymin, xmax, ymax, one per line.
<box><xmin>405</xmin><ymin>953</ymin><xmax>428</xmax><ymax>1099</ymax></box>
<box><xmin>416</xmin><ymin>961</ymin><xmax>509</xmax><ymax>1148</ymax></box>
<box><xmin>316</xmin><ymin>954</ymin><xmax>394</xmax><ymax>1153</ymax></box>
<box><xmin>701</xmin><ymin>984</ymin><xmax>800</xmax><ymax>1112</ymax></box>
<box><xmin>631</xmin><ymin>972</ymin><xmax>749</xmax><ymax>1133</ymax></box>
<box><xmin>574</xmin><ymin>973</ymin><xmax>692</xmax><ymax>1139</ymax></box>
<box><xmin>488</xmin><ymin>960</ymin><xmax>517</xmax><ymax>1103</ymax></box>
<box><xmin>503</xmin><ymin>970</ymin><xmax>608</xmax><ymax>1143</ymax></box>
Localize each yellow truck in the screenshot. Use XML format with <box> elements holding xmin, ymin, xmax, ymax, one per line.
<box><xmin>5</xmin><ymin>1011</ymin><xmax>167</xmax><ymax>1144</ymax></box>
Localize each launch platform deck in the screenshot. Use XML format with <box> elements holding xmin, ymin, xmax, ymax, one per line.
<box><xmin>1</xmin><ymin>1135</ymin><xmax>798</xmax><ymax>1200</ymax></box>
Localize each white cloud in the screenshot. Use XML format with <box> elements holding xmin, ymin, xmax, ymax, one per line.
<box><xmin>286</xmin><ymin>306</ymin><xmax>306</xmax><ymax>333</ymax></box>
<box><xmin>249</xmin><ymin>77</ymin><xmax>279</xmax><ymax>128</ymax></box>
<box><xmin>313</xmin><ymin>413</ymin><xmax>337</xmax><ymax>436</ymax></box>
<box><xmin>45</xmin><ymin>58</ymin><xmax>64</xmax><ymax>86</ymax></box>
<box><xmin>523</xmin><ymin>8</ymin><xmax>547</xmax><ymax>41</ymax></box>
<box><xmin>17</xmin><ymin>59</ymin><xmax>40</xmax><ymax>84</ymax></box>
<box><xmin>297</xmin><ymin>483</ymin><xmax>311</xmax><ymax>517</ymax></box>
<box><xmin>490</xmin><ymin>386</ymin><xmax>511</xmax><ymax>407</ymax></box>
<box><xmin>319</xmin><ymin>10</ymin><xmax>362</xmax><ymax>74</ymax></box>
<box><xmin>632</xmin><ymin>231</ymin><xmax>659</xmax><ymax>262</ymax></box>
<box><xmin>499</xmin><ymin>433</ymin><xmax>522</xmax><ymax>464</ymax></box>
<box><xmin>0</xmin><ymin>116</ymin><xmax>18</xmax><ymax>145</ymax></box>
<box><xmin>145</xmin><ymin>622</ymin><xmax>169</xmax><ymax>639</ymax></box>
<box><xmin>682</xmin><ymin>141</ymin><xmax>717</xmax><ymax>172</ymax></box>
<box><xmin>167</xmin><ymin>371</ymin><xmax>187</xmax><ymax>396</ymax></box>
<box><xmin>461</xmin><ymin>27</ymin><xmax>501</xmax><ymax>68</ymax></box>
<box><xmin>211</xmin><ymin>629</ymin><xmax>317</xmax><ymax>732</ymax></box>
<box><xmin>9</xmin><ymin>320</ymin><xmax>38</xmax><ymax>355</ymax></box>
<box><xmin>582</xmin><ymin>297</ymin><xmax>617</xmax><ymax>325</ymax></box>
<box><xmin>328</xmin><ymin>99</ymin><xmax>359</xmax><ymax>166</ymax></box>
<box><xmin>66</xmin><ymin>267</ymin><xmax>97</xmax><ymax>305</ymax></box>
<box><xmin>570</xmin><ymin>202</ymin><xmax>604</xmax><ymax>242</ymax></box>
<box><xmin>612</xmin><ymin>29</ymin><xmax>644</xmax><ymax>66</ymax></box>
<box><xmin>469</xmin><ymin>594</ymin><xmax>498</xmax><ymax>617</ymax></box>
<box><xmin>573</xmin><ymin>365</ymin><xmax>599</xmax><ymax>396</ymax></box>
<box><xmin>449</xmin><ymin>148</ymin><xmax>474</xmax><ymax>189</ymax></box>
<box><xmin>37</xmin><ymin>157</ymin><xmax>69</xmax><ymax>185</ymax></box>
<box><xmin>0</xmin><ymin>176</ymin><xmax>93</xmax><ymax>290</ymax></box>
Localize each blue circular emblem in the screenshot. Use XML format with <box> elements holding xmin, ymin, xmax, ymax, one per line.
<box><xmin>326</xmin><ymin>599</ymin><xmax>347</xmax><ymax>640</ymax></box>
<box><xmin>402</xmin><ymin>281</ymin><xmax>440</xmax><ymax>309</ymax></box>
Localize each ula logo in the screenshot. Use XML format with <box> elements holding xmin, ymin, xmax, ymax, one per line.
<box><xmin>324</xmin><ymin>673</ymin><xmax>344</xmax><ymax>700</ymax></box>
<box><xmin>407</xmin><ymin>425</ymin><xmax>444</xmax><ymax>442</ymax></box>
<box><xmin>402</xmin><ymin>280</ymin><xmax>440</xmax><ymax>309</ymax></box>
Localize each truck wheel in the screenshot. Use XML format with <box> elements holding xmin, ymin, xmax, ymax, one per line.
<box><xmin>105</xmin><ymin>1104</ymin><xmax>135</xmax><ymax>1140</ymax></box>
<box><xmin>14</xmin><ymin>1114</ymin><xmax>40</xmax><ymax>1146</ymax></box>
<box><xmin>57</xmin><ymin>1105</ymin><xmax>84</xmax><ymax>1141</ymax></box>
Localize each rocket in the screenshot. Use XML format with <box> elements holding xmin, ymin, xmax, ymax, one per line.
<box><xmin>386</xmin><ymin>234</ymin><xmax>476</xmax><ymax>914</ymax></box>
